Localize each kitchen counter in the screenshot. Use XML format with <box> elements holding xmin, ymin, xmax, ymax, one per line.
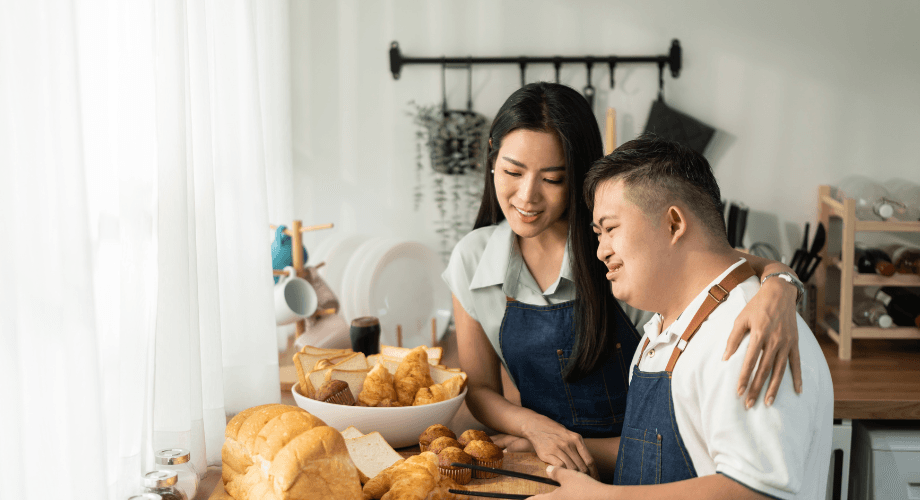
<box><xmin>818</xmin><ymin>332</ymin><xmax>920</xmax><ymax>419</ymax></box>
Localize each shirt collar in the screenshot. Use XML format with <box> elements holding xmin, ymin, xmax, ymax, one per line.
<box><xmin>642</xmin><ymin>258</ymin><xmax>748</xmax><ymax>345</ymax></box>
<box><xmin>468</xmin><ymin>220</ymin><xmax>575</xmax><ymax>296</ymax></box>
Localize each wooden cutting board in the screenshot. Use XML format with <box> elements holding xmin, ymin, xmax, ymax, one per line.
<box><xmin>208</xmin><ymin>452</ymin><xmax>554</xmax><ymax>499</ymax></box>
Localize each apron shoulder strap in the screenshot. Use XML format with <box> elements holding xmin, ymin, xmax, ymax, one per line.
<box><xmin>665</xmin><ymin>262</ymin><xmax>756</xmax><ymax>373</ymax></box>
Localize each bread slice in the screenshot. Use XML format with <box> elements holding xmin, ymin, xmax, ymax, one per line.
<box><xmin>300</xmin><ymin>345</ymin><xmax>352</xmax><ymax>357</ymax></box>
<box><xmin>430</xmin><ymin>365</ymin><xmax>467</xmax><ymax>388</ymax></box>
<box><xmin>293</xmin><ymin>351</ymin><xmax>354</xmax><ymax>399</ymax></box>
<box><xmin>327</xmin><ymin>369</ymin><xmax>368</xmax><ymax>401</ymax></box>
<box><xmin>380</xmin><ymin>345</ymin><xmax>442</xmax><ymax>364</ymax></box>
<box><xmin>340</xmin><ymin>426</ymin><xmax>364</xmax><ymax>439</ymax></box>
<box><xmin>329</xmin><ymin>352</ymin><xmax>369</xmax><ymax>371</ymax></box>
<box><xmin>344</xmin><ymin>431</ymin><xmax>404</xmax><ymax>484</ymax></box>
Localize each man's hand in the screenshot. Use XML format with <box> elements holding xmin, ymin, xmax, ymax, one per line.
<box><xmin>530</xmin><ymin>465</ymin><xmax>609</xmax><ymax>500</ymax></box>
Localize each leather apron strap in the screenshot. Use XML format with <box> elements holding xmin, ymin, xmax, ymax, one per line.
<box><xmin>637</xmin><ymin>262</ymin><xmax>756</xmax><ymax>373</ymax></box>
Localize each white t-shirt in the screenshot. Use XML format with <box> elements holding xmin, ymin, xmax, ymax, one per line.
<box><xmin>628</xmin><ymin>259</ymin><xmax>834</xmax><ymax>499</ymax></box>
<box><xmin>442</xmin><ymin>220</ymin><xmax>652</xmax><ymax>370</ymax></box>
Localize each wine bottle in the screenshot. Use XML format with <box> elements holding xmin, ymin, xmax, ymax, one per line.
<box><xmin>852</xmin><ymin>297</ymin><xmax>894</xmax><ymax>328</ymax></box>
<box><xmin>854</xmin><ymin>247</ymin><xmax>896</xmax><ymax>276</ymax></box>
<box><xmin>875</xmin><ymin>287</ymin><xmax>920</xmax><ymax>328</ymax></box>
<box><xmin>890</xmin><ymin>246</ymin><xmax>920</xmax><ymax>275</ymax></box>
<box><xmin>835</xmin><ymin>176</ymin><xmax>895</xmax><ymax>221</ymax></box>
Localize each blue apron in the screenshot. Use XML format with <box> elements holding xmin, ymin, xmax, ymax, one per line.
<box><xmin>499</xmin><ymin>298</ymin><xmax>641</xmax><ymax>438</ymax></box>
<box><xmin>612</xmin><ymin>263</ymin><xmax>755</xmax><ymax>485</ymax></box>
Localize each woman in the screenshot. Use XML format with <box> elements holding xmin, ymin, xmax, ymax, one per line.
<box><xmin>442</xmin><ymin>82</ymin><xmax>802</xmax><ymax>478</ymax></box>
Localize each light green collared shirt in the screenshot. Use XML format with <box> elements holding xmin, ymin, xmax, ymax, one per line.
<box><xmin>442</xmin><ymin>220</ymin><xmax>651</xmax><ymax>371</ymax></box>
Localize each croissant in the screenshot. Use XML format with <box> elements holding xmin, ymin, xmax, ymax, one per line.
<box><xmin>362</xmin><ymin>452</ymin><xmax>465</xmax><ymax>500</ymax></box>
<box><xmin>358</xmin><ymin>362</ymin><xmax>399</xmax><ymax>407</ymax></box>
<box><xmin>395</xmin><ymin>346</ymin><xmax>435</xmax><ymax>406</ymax></box>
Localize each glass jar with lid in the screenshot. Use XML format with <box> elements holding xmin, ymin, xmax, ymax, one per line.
<box><xmin>154</xmin><ymin>448</ymin><xmax>199</xmax><ymax>498</ymax></box>
<box><xmin>143</xmin><ymin>470</ymin><xmax>188</xmax><ymax>500</ymax></box>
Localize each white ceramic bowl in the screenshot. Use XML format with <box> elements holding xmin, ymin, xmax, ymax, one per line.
<box><xmin>291</xmin><ymin>383</ymin><xmax>467</xmax><ymax>448</ymax></box>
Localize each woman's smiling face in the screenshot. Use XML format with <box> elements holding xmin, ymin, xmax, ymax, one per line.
<box><xmin>493</xmin><ymin>129</ymin><xmax>569</xmax><ymax>239</ymax></box>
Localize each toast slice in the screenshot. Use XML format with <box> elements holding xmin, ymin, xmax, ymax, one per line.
<box><xmin>326</xmin><ymin>368</ymin><xmax>369</xmax><ymax>400</ymax></box>
<box><xmin>380</xmin><ymin>345</ymin><xmax>443</xmax><ymax>365</ymax></box>
<box><xmin>340</xmin><ymin>426</ymin><xmax>365</xmax><ymax>439</ymax></box>
<box><xmin>343</xmin><ymin>431</ymin><xmax>404</xmax><ymax>484</ymax></box>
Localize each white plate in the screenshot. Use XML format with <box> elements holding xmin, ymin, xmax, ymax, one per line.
<box><xmin>362</xmin><ymin>241</ymin><xmax>452</xmax><ymax>349</ymax></box>
<box><xmin>292</xmin><ymin>383</ymin><xmax>466</xmax><ymax>448</ymax></box>
<box><xmin>340</xmin><ymin>237</ymin><xmax>389</xmax><ymax>323</ymax></box>
<box><xmin>316</xmin><ymin>233</ymin><xmax>370</xmax><ymax>300</ymax></box>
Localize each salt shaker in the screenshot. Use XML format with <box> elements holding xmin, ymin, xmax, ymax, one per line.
<box><xmin>143</xmin><ymin>470</ymin><xmax>188</xmax><ymax>500</ymax></box>
<box><xmin>154</xmin><ymin>448</ymin><xmax>199</xmax><ymax>498</ymax></box>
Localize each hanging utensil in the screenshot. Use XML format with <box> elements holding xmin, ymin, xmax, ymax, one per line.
<box><xmin>790</xmin><ymin>222</ymin><xmax>809</xmax><ymax>272</ymax></box>
<box><xmin>583</xmin><ymin>58</ymin><xmax>595</xmax><ymax>109</ymax></box>
<box><xmin>519</xmin><ymin>59</ymin><xmax>527</xmax><ymax>87</ymax></box>
<box><xmin>554</xmin><ymin>57</ymin><xmax>562</xmax><ymax>84</ymax></box>
<box><xmin>799</xmin><ymin>223</ymin><xmax>826</xmax><ymax>281</ymax></box>
<box><xmin>608</xmin><ymin>57</ymin><xmax>617</xmax><ymax>89</ymax></box>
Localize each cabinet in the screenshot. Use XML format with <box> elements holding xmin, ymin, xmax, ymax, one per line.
<box><xmin>815</xmin><ymin>185</ymin><xmax>920</xmax><ymax>360</ymax></box>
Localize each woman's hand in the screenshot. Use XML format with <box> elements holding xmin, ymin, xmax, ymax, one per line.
<box><xmin>530</xmin><ymin>465</ymin><xmax>609</xmax><ymax>500</ymax></box>
<box><xmin>521</xmin><ymin>415</ymin><xmax>599</xmax><ymax>479</ymax></box>
<box><xmin>491</xmin><ymin>434</ymin><xmax>536</xmax><ymax>453</ymax></box>
<box><xmin>724</xmin><ymin>275</ymin><xmax>803</xmax><ymax>409</ymax></box>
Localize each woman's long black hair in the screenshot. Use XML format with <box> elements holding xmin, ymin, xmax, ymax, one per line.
<box><xmin>473</xmin><ymin>82</ymin><xmax>618</xmax><ymax>382</ymax></box>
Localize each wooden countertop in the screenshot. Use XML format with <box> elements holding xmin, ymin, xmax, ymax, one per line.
<box><xmin>819</xmin><ymin>332</ymin><xmax>920</xmax><ymax>419</ymax></box>
<box><xmin>207</xmin><ymin>451</ymin><xmax>554</xmax><ymax>499</ymax></box>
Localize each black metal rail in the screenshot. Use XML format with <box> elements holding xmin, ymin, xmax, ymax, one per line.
<box><xmin>388</xmin><ymin>39</ymin><xmax>682</xmax><ymax>88</ymax></box>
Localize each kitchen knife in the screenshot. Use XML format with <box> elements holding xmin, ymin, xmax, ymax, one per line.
<box><xmin>736</xmin><ymin>205</ymin><xmax>749</xmax><ymax>249</ymax></box>
<box><xmin>799</xmin><ymin>223</ymin><xmax>826</xmax><ymax>277</ymax></box>
<box><xmin>726</xmin><ymin>203</ymin><xmax>739</xmax><ymax>248</ymax></box>
<box><xmin>790</xmin><ymin>223</ymin><xmax>809</xmax><ymax>272</ymax></box>
<box><xmin>802</xmin><ymin>256</ymin><xmax>823</xmax><ymax>283</ymax></box>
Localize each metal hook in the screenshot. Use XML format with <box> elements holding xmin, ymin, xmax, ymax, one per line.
<box><xmin>554</xmin><ymin>57</ymin><xmax>562</xmax><ymax>84</ymax></box>
<box><xmin>441</xmin><ymin>59</ymin><xmax>452</xmax><ymax>112</ymax></box>
<box><xmin>466</xmin><ymin>59</ymin><xmax>473</xmax><ymax>111</ymax></box>
<box><xmin>519</xmin><ymin>58</ymin><xmax>527</xmax><ymax>87</ymax></box>
<box><xmin>657</xmin><ymin>60</ymin><xmax>665</xmax><ymax>102</ymax></box>
<box><xmin>583</xmin><ymin>58</ymin><xmax>595</xmax><ymax>108</ymax></box>
<box><xmin>608</xmin><ymin>57</ymin><xmax>617</xmax><ymax>89</ymax></box>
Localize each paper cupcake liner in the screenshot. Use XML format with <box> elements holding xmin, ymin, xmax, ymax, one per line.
<box><xmin>419</xmin><ymin>443</ymin><xmax>428</xmax><ymax>453</ymax></box>
<box><xmin>472</xmin><ymin>458</ymin><xmax>503</xmax><ymax>478</ymax></box>
<box><xmin>323</xmin><ymin>389</ymin><xmax>355</xmax><ymax>406</ymax></box>
<box><xmin>439</xmin><ymin>466</ymin><xmax>472</xmax><ymax>485</ymax></box>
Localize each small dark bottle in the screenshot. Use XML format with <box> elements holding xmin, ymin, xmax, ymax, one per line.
<box><xmin>855</xmin><ymin>248</ymin><xmax>896</xmax><ymax>276</ymax></box>
<box><xmin>350</xmin><ymin>316</ymin><xmax>381</xmax><ymax>356</ymax></box>
<box><xmin>876</xmin><ymin>287</ymin><xmax>920</xmax><ymax>328</ymax></box>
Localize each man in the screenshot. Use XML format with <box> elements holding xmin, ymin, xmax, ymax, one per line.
<box><xmin>533</xmin><ymin>135</ymin><xmax>833</xmax><ymax>499</ymax></box>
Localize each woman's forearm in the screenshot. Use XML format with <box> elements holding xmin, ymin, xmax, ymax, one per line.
<box><xmin>465</xmin><ymin>384</ymin><xmax>547</xmax><ymax>437</ymax></box>
<box><xmin>740</xmin><ymin>251</ymin><xmax>797</xmax><ymax>279</ymax></box>
<box><xmin>583</xmin><ymin>437</ymin><xmax>620</xmax><ymax>475</ymax></box>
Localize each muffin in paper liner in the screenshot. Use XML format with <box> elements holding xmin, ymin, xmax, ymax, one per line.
<box><xmin>438</xmin><ymin>465</ymin><xmax>472</xmax><ymax>485</ymax></box>
<box><xmin>322</xmin><ymin>388</ymin><xmax>355</xmax><ymax>406</ymax></box>
<box><xmin>470</xmin><ymin>457</ymin><xmax>503</xmax><ymax>479</ymax></box>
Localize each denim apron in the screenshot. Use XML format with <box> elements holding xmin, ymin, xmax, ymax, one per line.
<box><xmin>499</xmin><ymin>298</ymin><xmax>641</xmax><ymax>438</ymax></box>
<box><xmin>612</xmin><ymin>263</ymin><xmax>755</xmax><ymax>485</ymax></box>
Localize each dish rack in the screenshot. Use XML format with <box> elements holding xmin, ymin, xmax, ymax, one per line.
<box><xmin>814</xmin><ymin>185</ymin><xmax>920</xmax><ymax>359</ymax></box>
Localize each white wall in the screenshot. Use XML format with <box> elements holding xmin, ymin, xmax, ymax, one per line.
<box><xmin>289</xmin><ymin>0</ymin><xmax>920</xmax><ymax>260</ymax></box>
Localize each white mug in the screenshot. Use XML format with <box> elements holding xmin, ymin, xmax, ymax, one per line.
<box><xmin>274</xmin><ymin>266</ymin><xmax>318</xmax><ymax>325</ymax></box>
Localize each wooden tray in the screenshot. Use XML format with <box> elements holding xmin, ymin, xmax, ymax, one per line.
<box><xmin>209</xmin><ymin>452</ymin><xmax>554</xmax><ymax>499</ymax></box>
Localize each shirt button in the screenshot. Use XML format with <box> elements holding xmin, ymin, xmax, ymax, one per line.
<box><xmin>648</xmin><ymin>349</ymin><xmax>656</xmax><ymax>358</ymax></box>
<box><xmin>557</xmin><ymin>349</ymin><xmax>563</xmax><ymax>355</ymax></box>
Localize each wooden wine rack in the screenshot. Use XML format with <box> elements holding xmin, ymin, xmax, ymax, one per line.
<box><xmin>815</xmin><ymin>185</ymin><xmax>920</xmax><ymax>359</ymax></box>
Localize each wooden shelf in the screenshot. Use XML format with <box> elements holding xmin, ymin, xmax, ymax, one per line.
<box><xmin>830</xmin><ymin>258</ymin><xmax>920</xmax><ymax>286</ymax></box>
<box><xmin>815</xmin><ymin>185</ymin><xmax>920</xmax><ymax>360</ymax></box>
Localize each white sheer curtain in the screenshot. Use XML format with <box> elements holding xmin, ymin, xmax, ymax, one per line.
<box><xmin>0</xmin><ymin>0</ymin><xmax>291</xmax><ymax>498</ymax></box>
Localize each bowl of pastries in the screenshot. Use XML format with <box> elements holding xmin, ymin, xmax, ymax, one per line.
<box><xmin>291</xmin><ymin>344</ymin><xmax>468</xmax><ymax>448</ymax></box>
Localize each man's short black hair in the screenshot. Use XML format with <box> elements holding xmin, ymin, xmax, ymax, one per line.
<box><xmin>584</xmin><ymin>133</ymin><xmax>727</xmax><ymax>243</ymax></box>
